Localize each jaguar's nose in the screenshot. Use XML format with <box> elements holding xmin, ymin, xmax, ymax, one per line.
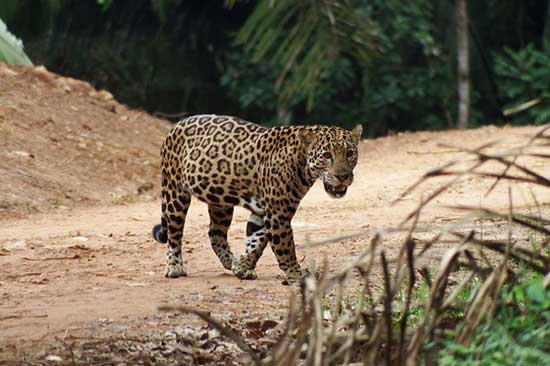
<box><xmin>334</xmin><ymin>172</ymin><xmax>352</xmax><ymax>182</ymax></box>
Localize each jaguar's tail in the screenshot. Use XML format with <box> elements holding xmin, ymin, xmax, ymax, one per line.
<box><xmin>152</xmin><ymin>222</ymin><xmax>167</xmax><ymax>243</ymax></box>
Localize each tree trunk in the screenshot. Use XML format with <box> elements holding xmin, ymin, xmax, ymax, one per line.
<box><xmin>543</xmin><ymin>0</ymin><xmax>550</xmax><ymax>51</ymax></box>
<box><xmin>456</xmin><ymin>0</ymin><xmax>470</xmax><ymax>129</ymax></box>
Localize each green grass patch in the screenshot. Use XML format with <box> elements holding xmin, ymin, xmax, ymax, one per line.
<box><xmin>434</xmin><ymin>274</ymin><xmax>550</xmax><ymax>366</ymax></box>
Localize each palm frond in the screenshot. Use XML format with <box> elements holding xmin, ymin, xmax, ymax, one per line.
<box><xmin>235</xmin><ymin>0</ymin><xmax>375</xmax><ymax>110</ymax></box>
<box><xmin>0</xmin><ymin>18</ymin><xmax>32</xmax><ymax>65</ymax></box>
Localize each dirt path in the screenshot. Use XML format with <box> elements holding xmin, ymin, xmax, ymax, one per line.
<box><xmin>1</xmin><ymin>124</ymin><xmax>548</xmax><ymax>359</ymax></box>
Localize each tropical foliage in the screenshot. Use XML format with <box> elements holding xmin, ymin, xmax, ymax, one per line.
<box><xmin>0</xmin><ymin>18</ymin><xmax>31</xmax><ymax>65</ymax></box>
<box><xmin>437</xmin><ymin>274</ymin><xmax>550</xmax><ymax>366</ymax></box>
<box><xmin>495</xmin><ymin>44</ymin><xmax>550</xmax><ymax>125</ymax></box>
<box><xmin>227</xmin><ymin>0</ymin><xmax>550</xmax><ymax>133</ymax></box>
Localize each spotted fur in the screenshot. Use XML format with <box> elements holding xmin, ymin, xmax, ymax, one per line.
<box><xmin>152</xmin><ymin>114</ymin><xmax>362</xmax><ymax>281</ymax></box>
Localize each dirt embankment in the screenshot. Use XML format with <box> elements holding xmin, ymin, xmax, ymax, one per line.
<box><xmin>0</xmin><ymin>63</ymin><xmax>171</xmax><ymax>218</ymax></box>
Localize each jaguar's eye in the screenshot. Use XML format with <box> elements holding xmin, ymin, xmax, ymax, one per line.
<box><xmin>322</xmin><ymin>152</ymin><xmax>332</xmax><ymax>160</ymax></box>
<box><xmin>346</xmin><ymin>150</ymin><xmax>355</xmax><ymax>158</ymax></box>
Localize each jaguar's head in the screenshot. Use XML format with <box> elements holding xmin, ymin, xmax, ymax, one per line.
<box><xmin>300</xmin><ymin>124</ymin><xmax>362</xmax><ymax>199</ymax></box>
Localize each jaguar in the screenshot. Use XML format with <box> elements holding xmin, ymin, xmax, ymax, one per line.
<box><xmin>152</xmin><ymin>114</ymin><xmax>362</xmax><ymax>281</ymax></box>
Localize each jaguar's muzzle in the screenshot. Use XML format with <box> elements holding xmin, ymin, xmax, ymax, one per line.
<box><xmin>323</xmin><ymin>180</ymin><xmax>348</xmax><ymax>199</ymax></box>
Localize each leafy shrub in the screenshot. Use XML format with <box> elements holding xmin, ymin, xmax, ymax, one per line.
<box><xmin>495</xmin><ymin>44</ymin><xmax>550</xmax><ymax>125</ymax></box>
<box><xmin>437</xmin><ymin>275</ymin><xmax>550</xmax><ymax>366</ymax></box>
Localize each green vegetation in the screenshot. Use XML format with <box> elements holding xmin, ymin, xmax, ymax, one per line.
<box><xmin>436</xmin><ymin>275</ymin><xmax>550</xmax><ymax>366</ymax></box>
<box><xmin>1</xmin><ymin>0</ymin><xmax>549</xmax><ymax>134</ymax></box>
<box><xmin>0</xmin><ymin>18</ymin><xmax>31</xmax><ymax>65</ymax></box>
<box><xmin>495</xmin><ymin>45</ymin><xmax>550</xmax><ymax>124</ymax></box>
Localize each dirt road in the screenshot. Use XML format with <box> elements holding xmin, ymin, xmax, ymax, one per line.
<box><xmin>1</xmin><ymin>124</ymin><xmax>548</xmax><ymax>360</ymax></box>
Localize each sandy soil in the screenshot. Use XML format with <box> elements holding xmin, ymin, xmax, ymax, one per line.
<box><xmin>0</xmin><ymin>64</ymin><xmax>548</xmax><ymax>362</ymax></box>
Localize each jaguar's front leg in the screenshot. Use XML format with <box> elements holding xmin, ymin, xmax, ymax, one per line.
<box><xmin>265</xmin><ymin>212</ymin><xmax>308</xmax><ymax>281</ymax></box>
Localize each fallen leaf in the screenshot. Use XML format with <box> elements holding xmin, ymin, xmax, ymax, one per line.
<box><xmin>69</xmin><ymin>244</ymin><xmax>89</xmax><ymax>250</ymax></box>
<box><xmin>45</xmin><ymin>355</ymin><xmax>63</xmax><ymax>362</ymax></box>
<box><xmin>31</xmin><ymin>277</ymin><xmax>49</xmax><ymax>285</ymax></box>
<box><xmin>13</xmin><ymin>150</ymin><xmax>32</xmax><ymax>158</ymax></box>
<box><xmin>4</xmin><ymin>240</ymin><xmax>27</xmax><ymax>250</ymax></box>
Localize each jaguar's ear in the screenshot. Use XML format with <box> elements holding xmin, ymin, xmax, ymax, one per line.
<box><xmin>351</xmin><ymin>124</ymin><xmax>363</xmax><ymax>142</ymax></box>
<box><xmin>299</xmin><ymin>129</ymin><xmax>316</xmax><ymax>148</ymax></box>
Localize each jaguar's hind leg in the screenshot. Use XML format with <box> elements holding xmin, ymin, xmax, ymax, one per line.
<box><xmin>164</xmin><ymin>187</ymin><xmax>191</xmax><ymax>278</ymax></box>
<box><xmin>207</xmin><ymin>205</ymin><xmax>235</xmax><ymax>270</ymax></box>
<box><xmin>232</xmin><ymin>213</ymin><xmax>268</xmax><ymax>280</ymax></box>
